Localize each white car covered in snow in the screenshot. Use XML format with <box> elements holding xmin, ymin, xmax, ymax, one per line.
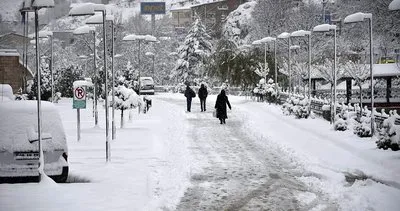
<box><xmin>0</xmin><ymin>100</ymin><xmax>69</xmax><ymax>183</ymax></box>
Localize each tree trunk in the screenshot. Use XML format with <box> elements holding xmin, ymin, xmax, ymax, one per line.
<box><xmin>120</xmin><ymin>109</ymin><xmax>124</xmax><ymax>129</ymax></box>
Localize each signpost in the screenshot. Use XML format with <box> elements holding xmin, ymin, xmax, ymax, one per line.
<box><xmin>140</xmin><ymin>2</ymin><xmax>166</xmax><ymax>35</ymax></box>
<box><xmin>73</xmin><ymin>83</ymin><xmax>87</xmax><ymax>142</ymax></box>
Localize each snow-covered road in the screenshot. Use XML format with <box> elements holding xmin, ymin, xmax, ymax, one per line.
<box><xmin>1</xmin><ymin>93</ymin><xmax>399</xmax><ymax>211</ymax></box>
<box><xmin>161</xmin><ymin>96</ymin><xmax>337</xmax><ymax>210</ymax></box>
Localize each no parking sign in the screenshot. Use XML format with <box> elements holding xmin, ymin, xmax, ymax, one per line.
<box><xmin>73</xmin><ymin>86</ymin><xmax>86</xmax><ymax>109</ymax></box>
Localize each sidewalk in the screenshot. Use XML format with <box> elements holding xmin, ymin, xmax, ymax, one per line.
<box><xmin>233</xmin><ymin>98</ymin><xmax>400</xmax><ymax>211</ymax></box>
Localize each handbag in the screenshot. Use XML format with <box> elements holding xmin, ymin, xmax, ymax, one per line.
<box><xmin>213</xmin><ymin>109</ymin><xmax>217</xmax><ymax>118</ymax></box>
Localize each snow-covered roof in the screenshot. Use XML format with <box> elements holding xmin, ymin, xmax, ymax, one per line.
<box><xmin>372</xmin><ymin>63</ymin><xmax>400</xmax><ymax>77</ymax></box>
<box><xmin>0</xmin><ymin>49</ymin><xmax>19</xmax><ymax>57</ymax></box>
<box><xmin>31</xmin><ymin>0</ymin><xmax>55</xmax><ymax>8</ymax></box>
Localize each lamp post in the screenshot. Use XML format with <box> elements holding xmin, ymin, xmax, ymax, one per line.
<box><xmin>122</xmin><ymin>34</ymin><xmax>157</xmax><ymax>95</ymax></box>
<box><xmin>70</xmin><ymin>3</ymin><xmax>111</xmax><ymax>162</ymax></box>
<box><xmin>290</xmin><ymin>30</ymin><xmax>312</xmax><ymax>102</ymax></box>
<box><xmin>313</xmin><ymin>24</ymin><xmax>337</xmax><ymax>124</ymax></box>
<box><xmin>277</xmin><ymin>32</ymin><xmax>292</xmax><ymax>94</ymax></box>
<box><xmin>73</xmin><ymin>25</ymin><xmax>98</xmax><ymax>126</ymax></box>
<box><xmin>389</xmin><ymin>0</ymin><xmax>400</xmax><ymax>10</ymax></box>
<box><xmin>145</xmin><ymin>52</ymin><xmax>155</xmax><ymax>79</ymax></box>
<box><xmin>344</xmin><ymin>12</ymin><xmax>374</xmax><ymax>135</ymax></box>
<box><xmin>21</xmin><ymin>0</ymin><xmax>55</xmax><ymax>182</ymax></box>
<box><xmin>252</xmin><ymin>37</ymin><xmax>278</xmax><ymax>90</ymax></box>
<box><xmin>85</xmin><ymin>14</ymin><xmax>116</xmax><ymax>140</ymax></box>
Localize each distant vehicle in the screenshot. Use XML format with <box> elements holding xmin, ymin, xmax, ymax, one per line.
<box><xmin>0</xmin><ymin>100</ymin><xmax>69</xmax><ymax>183</ymax></box>
<box><xmin>378</xmin><ymin>56</ymin><xmax>395</xmax><ymax>64</ymax></box>
<box><xmin>139</xmin><ymin>77</ymin><xmax>155</xmax><ymax>95</ymax></box>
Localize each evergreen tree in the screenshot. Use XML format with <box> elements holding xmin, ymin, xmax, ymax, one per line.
<box><xmin>55</xmin><ymin>65</ymin><xmax>84</xmax><ymax>98</ymax></box>
<box><xmin>172</xmin><ymin>18</ymin><xmax>212</xmax><ymax>83</ymax></box>
<box><xmin>28</xmin><ymin>59</ymin><xmax>52</xmax><ymax>101</ymax></box>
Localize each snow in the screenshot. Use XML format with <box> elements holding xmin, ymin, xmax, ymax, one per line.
<box><xmin>291</xmin><ymin>30</ymin><xmax>311</xmax><ymax>37</ymax></box>
<box><xmin>85</xmin><ymin>14</ymin><xmax>115</xmax><ymax>25</ymax></box>
<box><xmin>122</xmin><ymin>34</ymin><xmax>157</xmax><ymax>42</ymax></box>
<box><xmin>1</xmin><ymin>94</ymin><xmax>400</xmax><ymax>210</ymax></box>
<box><xmin>260</xmin><ymin>36</ymin><xmax>276</xmax><ymax>43</ymax></box>
<box><xmin>31</xmin><ymin>0</ymin><xmax>54</xmax><ymax>8</ymax></box>
<box><xmin>313</xmin><ymin>24</ymin><xmax>336</xmax><ymax>32</ymax></box>
<box><xmin>0</xmin><ymin>84</ymin><xmax>14</xmax><ymax>101</ymax></box>
<box><xmin>277</xmin><ymin>32</ymin><xmax>291</xmax><ymax>39</ymax></box>
<box><xmin>343</xmin><ymin>12</ymin><xmax>372</xmax><ymax>23</ymax></box>
<box><xmin>0</xmin><ymin>100</ymin><xmax>67</xmax><ymax>153</ymax></box>
<box><xmin>389</xmin><ymin>0</ymin><xmax>400</xmax><ymax>10</ymax></box>
<box><xmin>0</xmin><ymin>49</ymin><xmax>20</xmax><ymax>57</ymax></box>
<box><xmin>73</xmin><ymin>80</ymin><xmax>93</xmax><ymax>87</ymax></box>
<box><xmin>73</xmin><ymin>25</ymin><xmax>95</xmax><ymax>35</ymax></box>
<box><xmin>69</xmin><ymin>3</ymin><xmax>95</xmax><ymax>16</ymax></box>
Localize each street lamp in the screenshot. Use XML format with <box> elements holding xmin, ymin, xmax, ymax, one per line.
<box><xmin>277</xmin><ymin>32</ymin><xmax>292</xmax><ymax>94</ymax></box>
<box><xmin>122</xmin><ymin>34</ymin><xmax>157</xmax><ymax>95</ymax></box>
<box><xmin>344</xmin><ymin>12</ymin><xmax>375</xmax><ymax>135</ymax></box>
<box><xmin>145</xmin><ymin>52</ymin><xmax>155</xmax><ymax>79</ymax></box>
<box><xmin>85</xmin><ymin>14</ymin><xmax>117</xmax><ymax>141</ymax></box>
<box><xmin>70</xmin><ymin>3</ymin><xmax>111</xmax><ymax>162</ymax></box>
<box><xmin>252</xmin><ymin>37</ymin><xmax>278</xmax><ymax>91</ymax></box>
<box><xmin>290</xmin><ymin>30</ymin><xmax>312</xmax><ymax>99</ymax></box>
<box><xmin>389</xmin><ymin>0</ymin><xmax>400</xmax><ymax>10</ymax></box>
<box><xmin>20</xmin><ymin>0</ymin><xmax>55</xmax><ymax>182</ymax></box>
<box><xmin>313</xmin><ymin>24</ymin><xmax>337</xmax><ymax>124</ymax></box>
<box><xmin>73</xmin><ymin>25</ymin><xmax>99</xmax><ymax>127</ymax></box>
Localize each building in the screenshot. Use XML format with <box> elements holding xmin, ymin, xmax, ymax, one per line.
<box><xmin>170</xmin><ymin>0</ymin><xmax>247</xmax><ymax>37</ymax></box>
<box><xmin>0</xmin><ymin>49</ymin><xmax>33</xmax><ymax>94</ymax></box>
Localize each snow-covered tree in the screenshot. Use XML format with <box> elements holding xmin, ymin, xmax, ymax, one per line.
<box><xmin>118</xmin><ymin>61</ymin><xmax>136</xmax><ymax>89</ymax></box>
<box><xmin>222</xmin><ymin>1</ymin><xmax>257</xmax><ymax>46</ymax></box>
<box><xmin>172</xmin><ymin>18</ymin><xmax>212</xmax><ymax>83</ymax></box>
<box><xmin>55</xmin><ymin>65</ymin><xmax>83</xmax><ymax>98</ymax></box>
<box><xmin>28</xmin><ymin>58</ymin><xmax>52</xmax><ymax>101</ymax></box>
<box><xmin>113</xmin><ymin>85</ymin><xmax>142</xmax><ymax>128</ymax></box>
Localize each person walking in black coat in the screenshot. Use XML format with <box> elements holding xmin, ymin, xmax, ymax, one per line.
<box><xmin>215</xmin><ymin>89</ymin><xmax>231</xmax><ymax>124</ymax></box>
<box><xmin>198</xmin><ymin>84</ymin><xmax>208</xmax><ymax>112</ymax></box>
<box><xmin>184</xmin><ymin>85</ymin><xmax>196</xmax><ymax>112</ymax></box>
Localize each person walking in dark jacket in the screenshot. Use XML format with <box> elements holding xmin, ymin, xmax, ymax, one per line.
<box><xmin>184</xmin><ymin>85</ymin><xmax>196</xmax><ymax>112</ymax></box>
<box><xmin>198</xmin><ymin>84</ymin><xmax>208</xmax><ymax>112</ymax></box>
<box><xmin>215</xmin><ymin>89</ymin><xmax>231</xmax><ymax>124</ymax></box>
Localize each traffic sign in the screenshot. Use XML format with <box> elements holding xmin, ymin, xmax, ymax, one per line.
<box><xmin>73</xmin><ymin>86</ymin><xmax>86</xmax><ymax>109</ymax></box>
<box><xmin>140</xmin><ymin>2</ymin><xmax>166</xmax><ymax>15</ymax></box>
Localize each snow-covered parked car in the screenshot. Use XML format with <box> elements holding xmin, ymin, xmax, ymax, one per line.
<box><xmin>0</xmin><ymin>100</ymin><xmax>69</xmax><ymax>183</ymax></box>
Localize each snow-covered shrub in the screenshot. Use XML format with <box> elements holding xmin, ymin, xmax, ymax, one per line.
<box><xmin>376</xmin><ymin>116</ymin><xmax>400</xmax><ymax>151</ymax></box>
<box><xmin>113</xmin><ymin>85</ymin><xmax>143</xmax><ymax>128</ymax></box>
<box><xmin>293</xmin><ymin>98</ymin><xmax>309</xmax><ymax>119</ymax></box>
<box><xmin>353</xmin><ymin>116</ymin><xmax>372</xmax><ymax>137</ymax></box>
<box><xmin>334</xmin><ymin>115</ymin><xmax>348</xmax><ymax>131</ymax></box>
<box><xmin>282</xmin><ymin>96</ymin><xmax>309</xmax><ymax>118</ymax></box>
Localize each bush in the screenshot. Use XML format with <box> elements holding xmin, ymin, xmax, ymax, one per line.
<box><xmin>376</xmin><ymin>117</ymin><xmax>400</xmax><ymax>151</ymax></box>
<box><xmin>353</xmin><ymin>116</ymin><xmax>372</xmax><ymax>137</ymax></box>
<box><xmin>334</xmin><ymin>117</ymin><xmax>348</xmax><ymax>131</ymax></box>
